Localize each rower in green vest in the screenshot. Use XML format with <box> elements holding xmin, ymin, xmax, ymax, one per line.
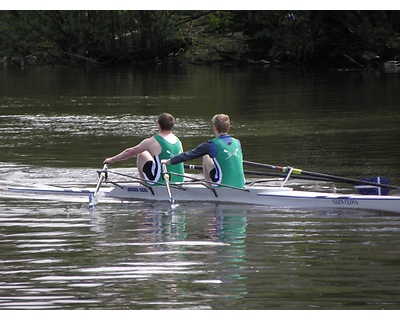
<box><xmin>161</xmin><ymin>114</ymin><xmax>245</xmax><ymax>188</ymax></box>
<box><xmin>152</xmin><ymin>134</ymin><xmax>184</xmax><ymax>183</ymax></box>
<box><xmin>104</xmin><ymin>113</ymin><xmax>184</xmax><ymax>184</ymax></box>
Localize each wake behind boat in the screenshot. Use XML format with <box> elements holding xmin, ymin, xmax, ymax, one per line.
<box><xmin>7</xmin><ymin>164</ymin><xmax>400</xmax><ymax>214</ymax></box>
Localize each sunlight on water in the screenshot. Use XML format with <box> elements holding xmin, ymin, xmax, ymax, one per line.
<box><xmin>0</xmin><ymin>100</ymin><xmax>211</xmax><ymax>140</ymax></box>
<box><xmin>1</xmin><ymin>66</ymin><xmax>400</xmax><ymax>310</ymax></box>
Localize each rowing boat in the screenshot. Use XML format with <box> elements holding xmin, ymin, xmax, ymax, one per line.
<box><xmin>8</xmin><ymin>168</ymin><xmax>400</xmax><ymax>214</ymax></box>
<box><xmin>8</xmin><ymin>183</ymin><xmax>400</xmax><ymax>213</ymax></box>
<box><xmin>106</xmin><ymin>184</ymin><xmax>400</xmax><ymax>213</ymax></box>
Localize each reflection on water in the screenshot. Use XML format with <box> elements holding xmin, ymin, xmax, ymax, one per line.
<box><xmin>1</xmin><ymin>66</ymin><xmax>400</xmax><ymax>309</ymax></box>
<box><xmin>206</xmin><ymin>210</ymin><xmax>248</xmax><ymax>307</ymax></box>
<box><xmin>2</xmin><ymin>194</ymin><xmax>400</xmax><ymax>309</ymax></box>
<box><xmin>0</xmin><ymin>198</ymin><xmax>250</xmax><ymax>309</ymax></box>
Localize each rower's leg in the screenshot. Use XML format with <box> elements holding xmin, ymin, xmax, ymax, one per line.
<box><xmin>203</xmin><ymin>155</ymin><xmax>216</xmax><ymax>186</ymax></box>
<box><xmin>137</xmin><ymin>151</ymin><xmax>154</xmax><ymax>180</ymax></box>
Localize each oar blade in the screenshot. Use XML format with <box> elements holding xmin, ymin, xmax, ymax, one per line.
<box><xmin>244</xmin><ymin>160</ymin><xmax>398</xmax><ymax>192</ymax></box>
<box><xmin>354</xmin><ymin>177</ymin><xmax>390</xmax><ymax>196</ymax></box>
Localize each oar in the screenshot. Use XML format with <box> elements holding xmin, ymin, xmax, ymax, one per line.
<box><xmin>243</xmin><ymin>160</ymin><xmax>399</xmax><ymax>190</ymax></box>
<box><xmin>185</xmin><ymin>163</ymin><xmax>283</xmax><ymax>176</ymax></box>
<box><xmin>89</xmin><ymin>164</ymin><xmax>108</xmax><ymax>210</ymax></box>
<box><xmin>162</xmin><ymin>163</ymin><xmax>174</xmax><ymax>205</ymax></box>
<box><xmin>184</xmin><ymin>164</ymin><xmax>336</xmax><ymax>182</ymax></box>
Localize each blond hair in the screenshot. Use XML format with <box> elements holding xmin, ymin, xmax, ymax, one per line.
<box><xmin>212</xmin><ymin>114</ymin><xmax>230</xmax><ymax>133</ymax></box>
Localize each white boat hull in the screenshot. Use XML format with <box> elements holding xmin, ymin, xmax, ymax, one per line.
<box><xmin>8</xmin><ymin>183</ymin><xmax>400</xmax><ymax>213</ymax></box>
<box><xmin>106</xmin><ymin>184</ymin><xmax>400</xmax><ymax>213</ymax></box>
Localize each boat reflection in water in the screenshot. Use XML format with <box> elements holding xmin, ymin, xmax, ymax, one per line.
<box><xmin>93</xmin><ymin>202</ymin><xmax>249</xmax><ymax>308</ymax></box>
<box><xmin>90</xmin><ymin>200</ymin><xmax>395</xmax><ymax>309</ymax></box>
<box><xmin>203</xmin><ymin>206</ymin><xmax>248</xmax><ymax>307</ymax></box>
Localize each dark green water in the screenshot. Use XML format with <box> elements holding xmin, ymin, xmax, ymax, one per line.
<box><xmin>1</xmin><ymin>64</ymin><xmax>400</xmax><ymax>310</ymax></box>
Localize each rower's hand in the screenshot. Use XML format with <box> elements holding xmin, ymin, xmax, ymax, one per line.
<box><xmin>104</xmin><ymin>157</ymin><xmax>113</xmax><ymax>165</ymax></box>
<box><xmin>161</xmin><ymin>159</ymin><xmax>170</xmax><ymax>165</ymax></box>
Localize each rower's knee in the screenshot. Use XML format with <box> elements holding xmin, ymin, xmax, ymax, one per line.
<box><xmin>137</xmin><ymin>151</ymin><xmax>153</xmax><ymax>178</ymax></box>
<box><xmin>202</xmin><ymin>155</ymin><xmax>215</xmax><ymax>182</ymax></box>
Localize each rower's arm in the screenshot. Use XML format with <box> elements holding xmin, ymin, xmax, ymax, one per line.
<box><xmin>105</xmin><ymin>138</ymin><xmax>154</xmax><ymax>164</ymax></box>
<box><xmin>170</xmin><ymin>141</ymin><xmax>211</xmax><ymax>164</ymax></box>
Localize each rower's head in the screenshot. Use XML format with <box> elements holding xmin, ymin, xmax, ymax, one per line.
<box><xmin>158</xmin><ymin>113</ymin><xmax>175</xmax><ymax>131</ymax></box>
<box><xmin>212</xmin><ymin>114</ymin><xmax>230</xmax><ymax>134</ymax></box>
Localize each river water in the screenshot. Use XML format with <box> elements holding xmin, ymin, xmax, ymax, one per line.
<box><xmin>1</xmin><ymin>64</ymin><xmax>400</xmax><ymax>310</ymax></box>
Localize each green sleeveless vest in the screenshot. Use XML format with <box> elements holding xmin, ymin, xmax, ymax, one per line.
<box><xmin>154</xmin><ymin>134</ymin><xmax>184</xmax><ymax>183</ymax></box>
<box><xmin>213</xmin><ymin>137</ymin><xmax>245</xmax><ymax>188</ymax></box>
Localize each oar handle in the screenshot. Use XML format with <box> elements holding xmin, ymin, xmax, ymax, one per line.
<box><xmin>162</xmin><ymin>163</ymin><xmax>170</xmax><ymax>180</ymax></box>
<box><xmin>184</xmin><ymin>164</ymin><xmax>203</xmax><ymax>171</ymax></box>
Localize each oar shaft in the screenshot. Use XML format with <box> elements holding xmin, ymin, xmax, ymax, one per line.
<box><xmin>94</xmin><ymin>164</ymin><xmax>108</xmax><ymax>194</ymax></box>
<box><xmin>243</xmin><ymin>160</ymin><xmax>289</xmax><ymax>172</ymax></box>
<box><xmin>184</xmin><ymin>164</ymin><xmax>334</xmax><ymax>182</ymax></box>
<box><xmin>89</xmin><ymin>164</ymin><xmax>108</xmax><ymax>209</ymax></box>
<box><xmin>243</xmin><ymin>160</ymin><xmax>398</xmax><ymax>190</ymax></box>
<box><xmin>243</xmin><ymin>161</ymin><xmax>303</xmax><ymax>174</ymax></box>
<box><xmin>162</xmin><ymin>164</ymin><xmax>174</xmax><ymax>205</ymax></box>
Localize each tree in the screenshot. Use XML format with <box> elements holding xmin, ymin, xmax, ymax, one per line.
<box><xmin>1</xmin><ymin>10</ymin><xmax>399</xmax><ymax>67</ymax></box>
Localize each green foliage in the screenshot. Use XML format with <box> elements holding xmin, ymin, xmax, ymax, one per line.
<box><xmin>202</xmin><ymin>11</ymin><xmax>234</xmax><ymax>33</ymax></box>
<box><xmin>1</xmin><ymin>10</ymin><xmax>399</xmax><ymax>67</ymax></box>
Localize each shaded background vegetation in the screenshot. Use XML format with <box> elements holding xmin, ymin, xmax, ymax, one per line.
<box><xmin>1</xmin><ymin>10</ymin><xmax>400</xmax><ymax>68</ymax></box>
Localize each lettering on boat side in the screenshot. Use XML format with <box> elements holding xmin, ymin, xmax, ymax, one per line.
<box><xmin>127</xmin><ymin>187</ymin><xmax>148</xmax><ymax>193</ymax></box>
<box><xmin>332</xmin><ymin>199</ymin><xmax>359</xmax><ymax>205</ymax></box>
